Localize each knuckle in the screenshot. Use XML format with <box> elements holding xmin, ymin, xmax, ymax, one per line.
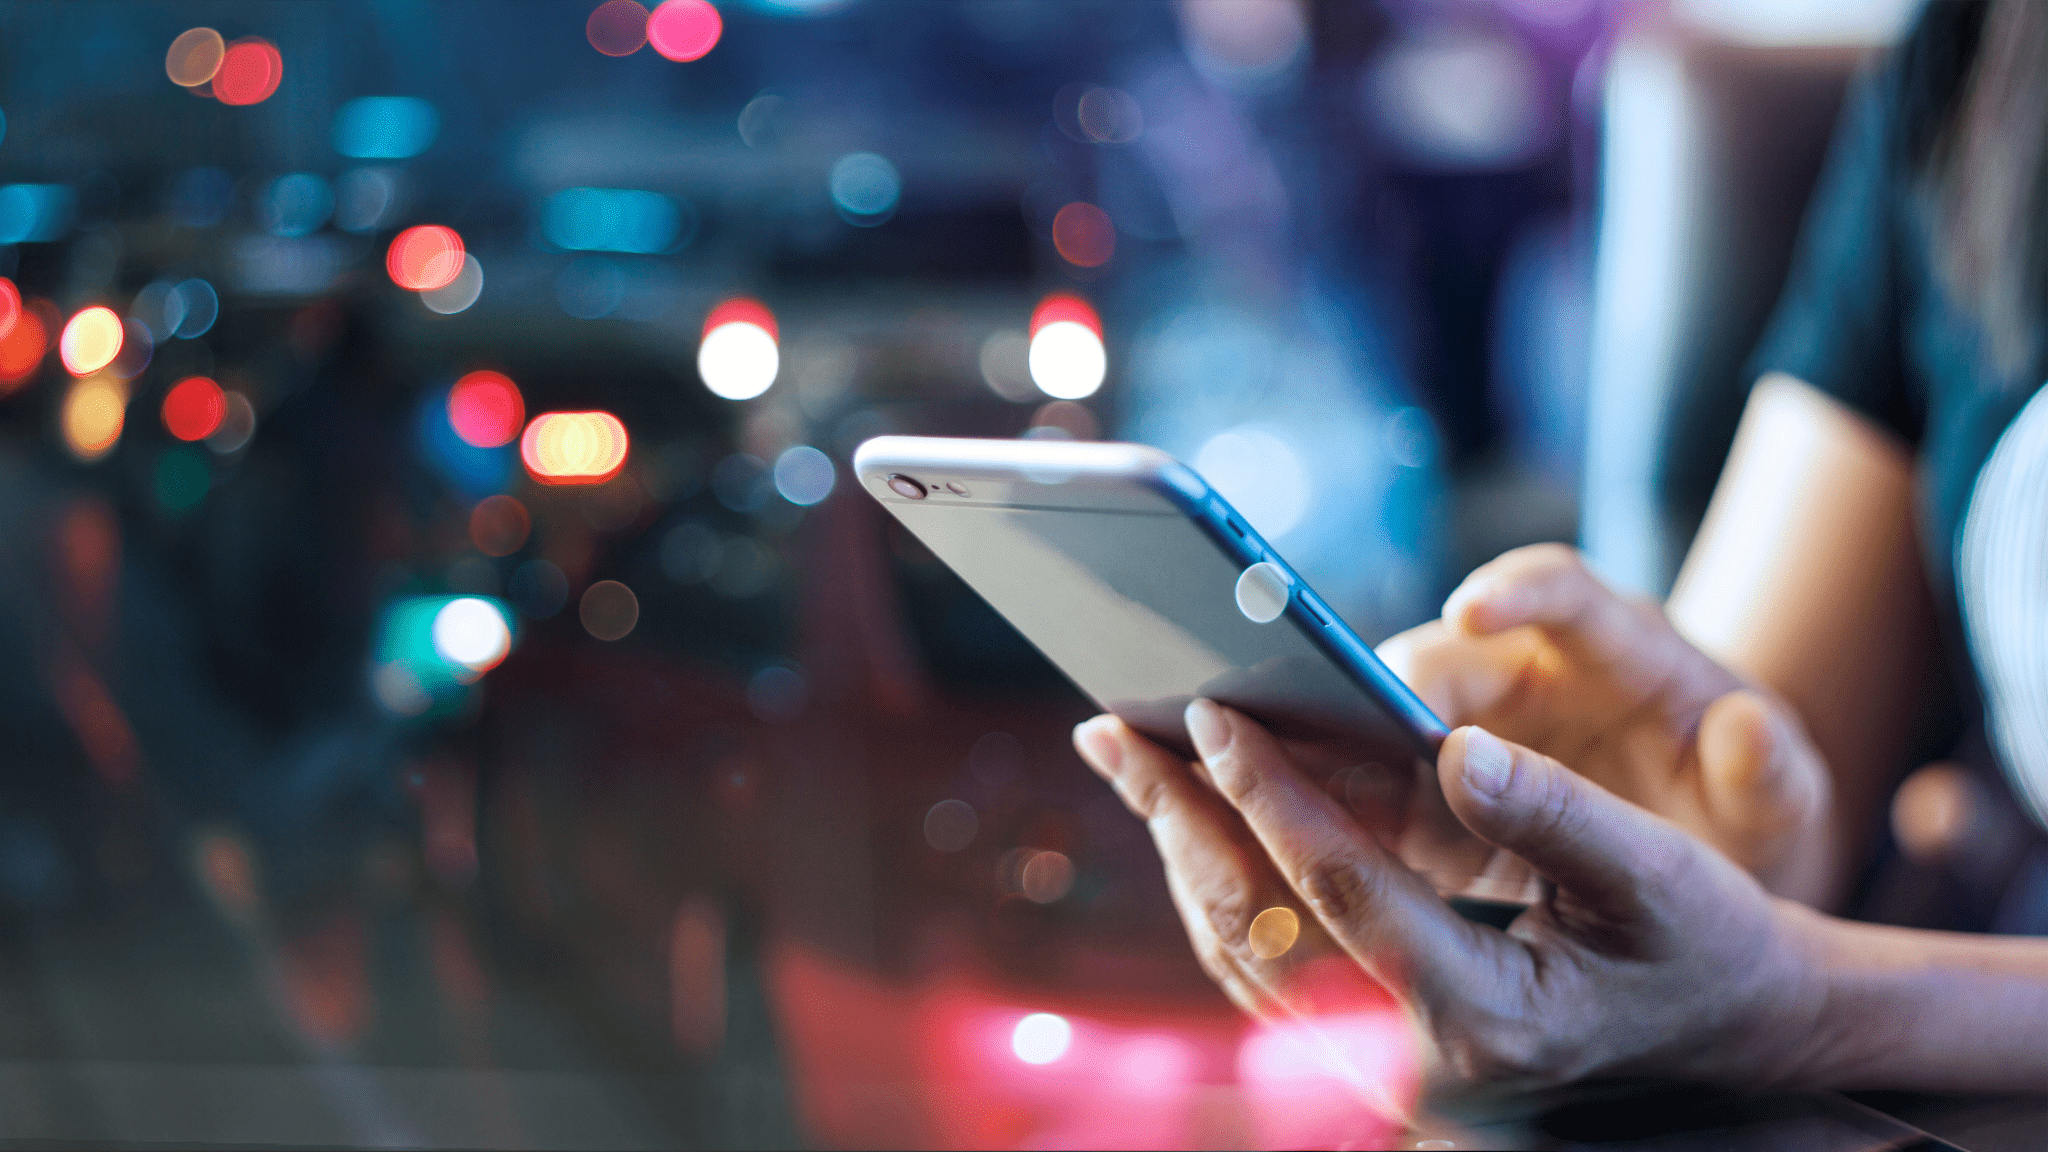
<box><xmin>1297</xmin><ymin>852</ymin><xmax>1384</xmax><ymax>926</ymax></box>
<box><xmin>1126</xmin><ymin>773</ymin><xmax>1175</xmax><ymax>822</ymax></box>
<box><xmin>1201</xmin><ymin>880</ymin><xmax>1260</xmax><ymax>956</ymax></box>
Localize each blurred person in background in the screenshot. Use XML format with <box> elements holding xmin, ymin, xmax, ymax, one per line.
<box><xmin>1076</xmin><ymin>0</ymin><xmax>2048</xmax><ymax>1094</ymax></box>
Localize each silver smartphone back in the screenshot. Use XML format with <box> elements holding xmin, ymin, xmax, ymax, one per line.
<box><xmin>852</xmin><ymin>435</ymin><xmax>1447</xmax><ymax>763</ymax></box>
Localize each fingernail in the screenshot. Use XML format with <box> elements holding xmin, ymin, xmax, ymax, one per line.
<box><xmin>1184</xmin><ymin>699</ymin><xmax>1231</xmax><ymax>760</ymax></box>
<box><xmin>1462</xmin><ymin>727</ymin><xmax>1513</xmax><ymax>797</ymax></box>
<box><xmin>1074</xmin><ymin>717</ymin><xmax>1124</xmax><ymax>776</ymax></box>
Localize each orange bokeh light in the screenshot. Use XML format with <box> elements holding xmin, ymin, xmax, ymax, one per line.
<box><xmin>648</xmin><ymin>0</ymin><xmax>721</xmax><ymax>61</ymax></box>
<box><xmin>448</xmin><ymin>371</ymin><xmax>525</xmax><ymax>448</ymax></box>
<box><xmin>166</xmin><ymin>27</ymin><xmax>226</xmax><ymax>87</ymax></box>
<box><xmin>60</xmin><ymin>307</ymin><xmax>124</xmax><ymax>377</ymax></box>
<box><xmin>1030</xmin><ymin>292</ymin><xmax>1102</xmax><ymax>339</ymax></box>
<box><xmin>387</xmin><ymin>225</ymin><xmax>465</xmax><ymax>291</ymax></box>
<box><xmin>703</xmin><ymin>297</ymin><xmax>777</xmax><ymax>341</ymax></box>
<box><xmin>62</xmin><ymin>375</ymin><xmax>128</xmax><ymax>461</ymax></box>
<box><xmin>162</xmin><ymin>376</ymin><xmax>227</xmax><ymax>441</ymax></box>
<box><xmin>521</xmin><ymin>411</ymin><xmax>629</xmax><ymax>485</ymax></box>
<box><xmin>587</xmin><ymin>0</ymin><xmax>650</xmax><ymax>56</ymax></box>
<box><xmin>1052</xmin><ymin>202</ymin><xmax>1116</xmax><ymax>268</ymax></box>
<box><xmin>214</xmin><ymin>38</ymin><xmax>282</xmax><ymax>106</ymax></box>
<box><xmin>0</xmin><ymin>304</ymin><xmax>47</xmax><ymax>392</ymax></box>
<box><xmin>0</xmin><ymin>278</ymin><xmax>18</xmax><ymax>341</ymax></box>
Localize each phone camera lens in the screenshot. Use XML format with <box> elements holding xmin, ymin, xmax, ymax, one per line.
<box><xmin>887</xmin><ymin>474</ymin><xmax>927</xmax><ymax>499</ymax></box>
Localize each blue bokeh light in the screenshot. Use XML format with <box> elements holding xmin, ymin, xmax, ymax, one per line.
<box><xmin>0</xmin><ymin>184</ymin><xmax>74</xmax><ymax>243</ymax></box>
<box><xmin>333</xmin><ymin>97</ymin><xmax>440</xmax><ymax>160</ymax></box>
<box><xmin>541</xmin><ymin>187</ymin><xmax>692</xmax><ymax>254</ymax></box>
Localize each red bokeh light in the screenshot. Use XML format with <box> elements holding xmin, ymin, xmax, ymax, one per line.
<box><xmin>162</xmin><ymin>376</ymin><xmax>227</xmax><ymax>441</ymax></box>
<box><xmin>1052</xmin><ymin>202</ymin><xmax>1116</xmax><ymax>268</ymax></box>
<box><xmin>447</xmin><ymin>370</ymin><xmax>525</xmax><ymax>448</ymax></box>
<box><xmin>0</xmin><ymin>305</ymin><xmax>48</xmax><ymax>392</ymax></box>
<box><xmin>703</xmin><ymin>297</ymin><xmax>777</xmax><ymax>341</ymax></box>
<box><xmin>214</xmin><ymin>38</ymin><xmax>283</xmax><ymax>106</ymax></box>
<box><xmin>0</xmin><ymin>278</ymin><xmax>18</xmax><ymax>341</ymax></box>
<box><xmin>1029</xmin><ymin>293</ymin><xmax>1101</xmax><ymax>339</ymax></box>
<box><xmin>386</xmin><ymin>226</ymin><xmax>466</xmax><ymax>292</ymax></box>
<box><xmin>648</xmin><ymin>0</ymin><xmax>721</xmax><ymax>61</ymax></box>
<box><xmin>587</xmin><ymin>0</ymin><xmax>650</xmax><ymax>56</ymax></box>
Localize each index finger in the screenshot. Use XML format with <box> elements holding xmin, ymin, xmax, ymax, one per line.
<box><xmin>1181</xmin><ymin>700</ymin><xmax>1504</xmax><ymax>1003</ymax></box>
<box><xmin>1441</xmin><ymin>544</ymin><xmax>1714</xmax><ymax>701</ymax></box>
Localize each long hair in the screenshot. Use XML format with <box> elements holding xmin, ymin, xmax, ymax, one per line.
<box><xmin>1931</xmin><ymin>0</ymin><xmax>2048</xmax><ymax>377</ymax></box>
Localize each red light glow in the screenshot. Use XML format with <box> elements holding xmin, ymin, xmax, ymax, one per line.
<box><xmin>447</xmin><ymin>371</ymin><xmax>525</xmax><ymax>448</ymax></box>
<box><xmin>1029</xmin><ymin>292</ymin><xmax>1101</xmax><ymax>339</ymax></box>
<box><xmin>1052</xmin><ymin>202</ymin><xmax>1116</xmax><ymax>268</ymax></box>
<box><xmin>387</xmin><ymin>226</ymin><xmax>466</xmax><ymax>292</ymax></box>
<box><xmin>59</xmin><ymin>307</ymin><xmax>124</xmax><ymax>377</ymax></box>
<box><xmin>648</xmin><ymin>0</ymin><xmax>721</xmax><ymax>61</ymax></box>
<box><xmin>587</xmin><ymin>0</ymin><xmax>650</xmax><ymax>56</ymax></box>
<box><xmin>703</xmin><ymin>297</ymin><xmax>777</xmax><ymax>342</ymax></box>
<box><xmin>0</xmin><ymin>305</ymin><xmax>47</xmax><ymax>392</ymax></box>
<box><xmin>0</xmin><ymin>278</ymin><xmax>18</xmax><ymax>341</ymax></box>
<box><xmin>214</xmin><ymin>38</ymin><xmax>282</xmax><ymax>106</ymax></box>
<box><xmin>521</xmin><ymin>411</ymin><xmax>629</xmax><ymax>484</ymax></box>
<box><xmin>162</xmin><ymin>377</ymin><xmax>227</xmax><ymax>441</ymax></box>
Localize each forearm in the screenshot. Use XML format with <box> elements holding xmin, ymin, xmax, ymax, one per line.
<box><xmin>1799</xmin><ymin>909</ymin><xmax>2048</xmax><ymax>1091</ymax></box>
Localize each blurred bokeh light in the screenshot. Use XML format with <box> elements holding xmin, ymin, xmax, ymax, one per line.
<box><xmin>587</xmin><ymin>0</ymin><xmax>650</xmax><ymax>56</ymax></box>
<box><xmin>60</xmin><ymin>374</ymin><xmax>128</xmax><ymax>461</ymax></box>
<box><xmin>387</xmin><ymin>225</ymin><xmax>465</xmax><ymax>291</ymax></box>
<box><xmin>521</xmin><ymin>411</ymin><xmax>630</xmax><ymax>483</ymax></box>
<box><xmin>214</xmin><ymin>38</ymin><xmax>283</xmax><ymax>106</ymax></box>
<box><xmin>647</xmin><ymin>0</ymin><xmax>723</xmax><ymax>61</ymax></box>
<box><xmin>447</xmin><ymin>371</ymin><xmax>525</xmax><ymax>448</ymax></box>
<box><xmin>165</xmin><ymin>27</ymin><xmax>226</xmax><ymax>88</ymax></box>
<box><xmin>161</xmin><ymin>376</ymin><xmax>227</xmax><ymax>441</ymax></box>
<box><xmin>59</xmin><ymin>308</ymin><xmax>123</xmax><ymax>377</ymax></box>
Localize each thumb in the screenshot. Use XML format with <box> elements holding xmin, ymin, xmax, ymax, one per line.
<box><xmin>1438</xmin><ymin>726</ymin><xmax>1691</xmax><ymax>922</ymax></box>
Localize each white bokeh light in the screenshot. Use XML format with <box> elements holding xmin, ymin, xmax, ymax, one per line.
<box><xmin>1011</xmin><ymin>1012</ymin><xmax>1072</xmax><ymax>1065</ymax></box>
<box><xmin>1027</xmin><ymin>321</ymin><xmax>1105</xmax><ymax>399</ymax></box>
<box><xmin>421</xmin><ymin>254</ymin><xmax>484</xmax><ymax>315</ymax></box>
<box><xmin>431</xmin><ymin>597</ymin><xmax>511</xmax><ymax>677</ymax></box>
<box><xmin>698</xmin><ymin>321</ymin><xmax>780</xmax><ymax>401</ymax></box>
<box><xmin>1196</xmin><ymin>427</ymin><xmax>1310</xmax><ymax>539</ymax></box>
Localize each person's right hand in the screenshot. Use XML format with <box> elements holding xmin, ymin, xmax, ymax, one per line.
<box><xmin>1074</xmin><ymin>704</ymin><xmax>1848</xmax><ymax>1094</ymax></box>
<box><xmin>1377</xmin><ymin>544</ymin><xmax>1836</xmax><ymax>904</ymax></box>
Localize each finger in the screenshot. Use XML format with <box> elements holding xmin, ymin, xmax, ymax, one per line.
<box><xmin>1376</xmin><ymin>618</ymin><xmax>1549</xmax><ymax>726</ymax></box>
<box><xmin>1073</xmin><ymin>716</ymin><xmax>1341</xmax><ymax>1014</ymax></box>
<box><xmin>1696</xmin><ymin>690</ymin><xmax>1823</xmax><ymax>834</ymax></box>
<box><xmin>1441</xmin><ymin>545</ymin><xmax>1698</xmax><ymax>696</ymax></box>
<box><xmin>1181</xmin><ymin>700</ymin><xmax>1495</xmax><ymax>996</ymax></box>
<box><xmin>1435</xmin><ymin>726</ymin><xmax>1699</xmax><ymax>929</ymax></box>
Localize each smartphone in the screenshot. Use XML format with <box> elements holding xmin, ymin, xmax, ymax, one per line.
<box><xmin>855</xmin><ymin>436</ymin><xmax>1535</xmax><ymax>915</ymax></box>
<box><xmin>854</xmin><ymin>434</ymin><xmax>1448</xmax><ymax>771</ymax></box>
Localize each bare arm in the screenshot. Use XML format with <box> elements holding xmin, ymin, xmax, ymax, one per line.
<box><xmin>1669</xmin><ymin>373</ymin><xmax>1943</xmax><ymax>904</ymax></box>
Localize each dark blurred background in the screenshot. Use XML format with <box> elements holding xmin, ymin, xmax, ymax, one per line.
<box><xmin>0</xmin><ymin>1</ymin><xmax>1918</xmax><ymax>1148</ymax></box>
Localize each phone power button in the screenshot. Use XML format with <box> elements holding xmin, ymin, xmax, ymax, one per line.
<box><xmin>1235</xmin><ymin>562</ymin><xmax>1290</xmax><ymax>624</ymax></box>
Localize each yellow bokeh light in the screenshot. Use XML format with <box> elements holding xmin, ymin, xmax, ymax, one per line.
<box><xmin>1247</xmin><ymin>905</ymin><xmax>1300</xmax><ymax>959</ymax></box>
<box><xmin>60</xmin><ymin>307</ymin><xmax>124</xmax><ymax>377</ymax></box>
<box><xmin>62</xmin><ymin>374</ymin><xmax>129</xmax><ymax>461</ymax></box>
<box><xmin>520</xmin><ymin>411</ymin><xmax>629</xmax><ymax>484</ymax></box>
